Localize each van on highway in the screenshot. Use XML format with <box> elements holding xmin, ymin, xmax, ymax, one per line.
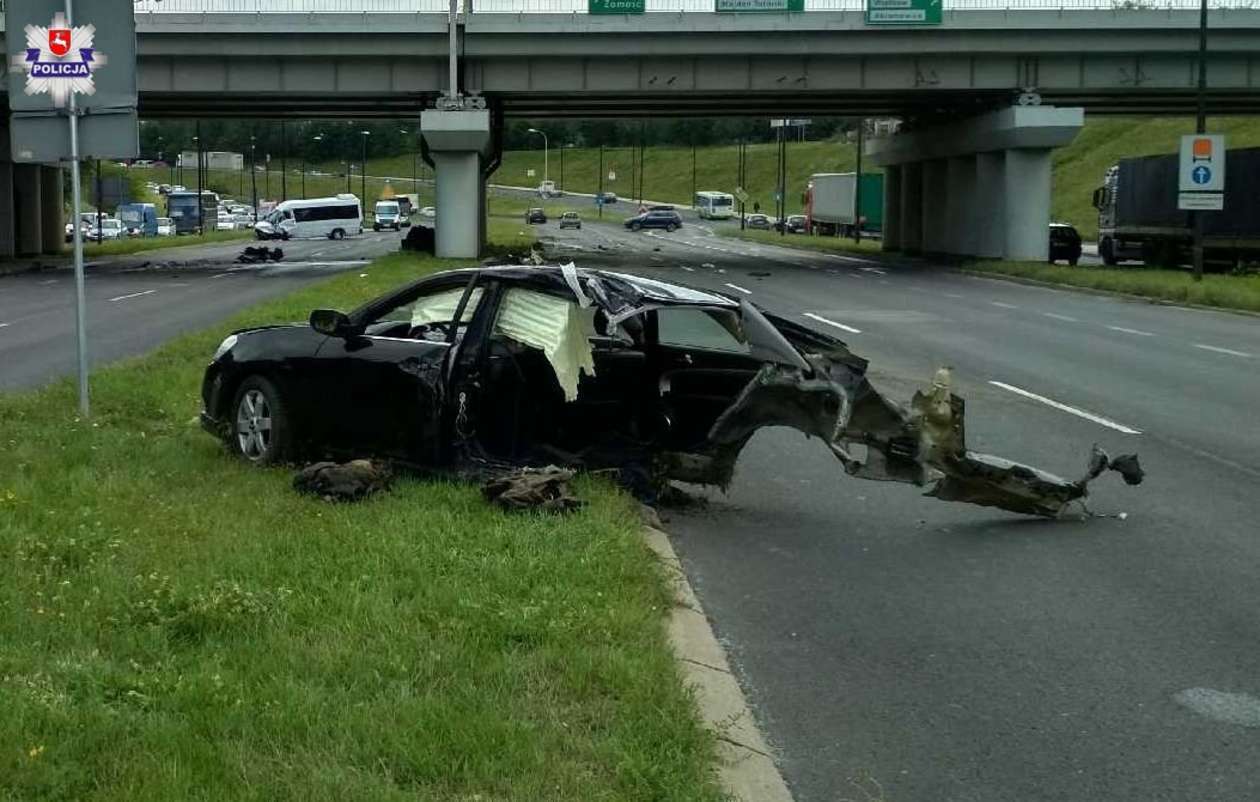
<box><xmin>254</xmin><ymin>194</ymin><xmax>363</xmax><ymax>240</ymax></box>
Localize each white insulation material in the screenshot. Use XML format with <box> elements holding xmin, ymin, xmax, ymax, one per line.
<box><xmin>495</xmin><ymin>288</ymin><xmax>596</xmax><ymax>402</ymax></box>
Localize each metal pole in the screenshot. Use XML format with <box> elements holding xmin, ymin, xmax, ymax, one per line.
<box><xmin>740</xmin><ymin>140</ymin><xmax>746</xmax><ymax>230</ymax></box>
<box><xmin>250</xmin><ymin>138</ymin><xmax>258</xmax><ymax>219</ymax></box>
<box><xmin>691</xmin><ymin>142</ymin><xmax>696</xmax><ymax>209</ymax></box>
<box><xmin>361</xmin><ymin>132</ymin><xmax>368</xmax><ymax>203</ymax></box>
<box><xmin>301</xmin><ymin>155</ymin><xmax>306</xmax><ymax>199</ymax></box>
<box><xmin>95</xmin><ymin>160</ymin><xmax>102</xmax><ymax>242</ymax></box>
<box><xmin>66</xmin><ymin>0</ymin><xmax>89</xmax><ymax>416</ymax></box>
<box><xmin>1192</xmin><ymin>0</ymin><xmax>1208</xmax><ymax>282</ymax></box>
<box><xmin>196</xmin><ymin>121</ymin><xmax>204</xmax><ymax>234</ymax></box>
<box><xmin>598</xmin><ymin>145</ymin><xmax>604</xmax><ymax>220</ymax></box>
<box><xmin>280</xmin><ymin>121</ymin><xmax>288</xmax><ymax>203</ymax></box>
<box><xmin>854</xmin><ymin>119</ymin><xmax>864</xmax><ymax>245</ymax></box>
<box><xmin>639</xmin><ymin>124</ymin><xmax>646</xmax><ymax>204</ymax></box>
<box><xmin>560</xmin><ymin>145</ymin><xmax>565</xmax><ymax>193</ymax></box>
<box><xmin>543</xmin><ymin>132</ymin><xmax>549</xmax><ymax>184</ymax></box>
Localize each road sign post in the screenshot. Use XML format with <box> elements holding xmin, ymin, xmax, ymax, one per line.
<box><xmin>6</xmin><ymin>0</ymin><xmax>138</xmax><ymax>417</ymax></box>
<box><xmin>866</xmin><ymin>0</ymin><xmax>942</xmax><ymax>25</ymax></box>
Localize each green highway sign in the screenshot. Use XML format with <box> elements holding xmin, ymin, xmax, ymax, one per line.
<box><xmin>716</xmin><ymin>0</ymin><xmax>805</xmax><ymax>12</ymax></box>
<box><xmin>866</xmin><ymin>0</ymin><xmax>942</xmax><ymax>25</ymax></box>
<box><xmin>589</xmin><ymin>0</ymin><xmax>646</xmax><ymax>13</ymax></box>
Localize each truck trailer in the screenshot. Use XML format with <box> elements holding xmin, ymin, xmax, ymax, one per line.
<box><xmin>1093</xmin><ymin>147</ymin><xmax>1260</xmax><ymax>268</ymax></box>
<box><xmin>804</xmin><ymin>172</ymin><xmax>883</xmax><ymax>237</ymax></box>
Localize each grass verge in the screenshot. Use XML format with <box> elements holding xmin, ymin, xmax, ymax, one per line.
<box><xmin>963</xmin><ymin>260</ymin><xmax>1260</xmax><ymax>314</ymax></box>
<box><xmin>720</xmin><ymin>226</ymin><xmax>882</xmax><ymax>256</ymax></box>
<box><xmin>0</xmin><ymin>224</ymin><xmax>722</xmax><ymax>801</ymax></box>
<box><xmin>82</xmin><ymin>229</ymin><xmax>254</xmax><ymax>259</ymax></box>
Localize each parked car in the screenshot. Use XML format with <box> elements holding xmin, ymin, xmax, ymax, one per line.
<box><xmin>624</xmin><ymin>208</ymin><xmax>682</xmax><ymax>232</ymax></box>
<box><xmin>783</xmin><ymin>214</ymin><xmax>808</xmax><ymax>234</ymax></box>
<box><xmin>526</xmin><ymin>208</ymin><xmax>547</xmax><ymax>225</ymax></box>
<box><xmin>559</xmin><ymin>211</ymin><xmax>582</xmax><ymax>230</ymax></box>
<box><xmin>594</xmin><ymin>192</ymin><xmax>618</xmax><ymax>206</ymax></box>
<box><xmin>87</xmin><ymin>218</ymin><xmax>124</xmax><ymax>241</ymax></box>
<box><xmin>217</xmin><ymin>212</ymin><xmax>237</xmax><ymax>232</ymax></box>
<box><xmin>419</xmin><ymin>206</ymin><xmax>436</xmax><ymax>219</ymax></box>
<box><xmin>156</xmin><ymin>217</ymin><xmax>176</xmax><ymax>237</ymax></box>
<box><xmin>1049</xmin><ymin>223</ymin><xmax>1083</xmax><ymax>265</ymax></box>
<box><xmin>746</xmin><ymin>213</ymin><xmax>771</xmax><ymax>230</ymax></box>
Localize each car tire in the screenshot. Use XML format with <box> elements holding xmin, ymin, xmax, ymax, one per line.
<box><xmin>1069</xmin><ymin>256</ymin><xmax>1080</xmax><ymax>266</ymax></box>
<box><xmin>230</xmin><ymin>375</ymin><xmax>293</xmax><ymax>466</ymax></box>
<box><xmin>330</xmin><ymin>229</ymin><xmax>345</xmax><ymax>240</ymax></box>
<box><xmin>666</xmin><ymin>223</ymin><xmax>677</xmax><ymax>232</ymax></box>
<box><xmin>1100</xmin><ymin>238</ymin><xmax>1118</xmax><ymax>266</ymax></box>
<box><xmin>373</xmin><ymin>225</ymin><xmax>380</xmax><ymax>232</ymax></box>
<box><xmin>631</xmin><ymin>222</ymin><xmax>642</xmax><ymax>231</ymax></box>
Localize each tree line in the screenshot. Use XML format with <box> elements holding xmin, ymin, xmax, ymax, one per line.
<box><xmin>137</xmin><ymin>117</ymin><xmax>854</xmax><ymax>164</ymax></box>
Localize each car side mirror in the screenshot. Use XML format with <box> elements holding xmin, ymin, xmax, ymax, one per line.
<box><xmin>310</xmin><ymin>309</ymin><xmax>357</xmax><ymax>338</ymax></box>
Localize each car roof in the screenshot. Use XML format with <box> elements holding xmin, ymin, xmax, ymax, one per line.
<box><xmin>442</xmin><ymin>265</ymin><xmax>739</xmax><ymax>310</ymax></box>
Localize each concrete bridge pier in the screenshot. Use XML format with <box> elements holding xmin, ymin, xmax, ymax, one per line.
<box><xmin>41</xmin><ymin>166</ymin><xmax>65</xmax><ymax>256</ymax></box>
<box><xmin>420</xmin><ymin>109</ymin><xmax>492</xmax><ymax>259</ymax></box>
<box><xmin>868</xmin><ymin>106</ymin><xmax>1083</xmax><ymax>262</ymax></box>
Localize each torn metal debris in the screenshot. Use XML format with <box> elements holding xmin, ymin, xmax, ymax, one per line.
<box><xmin>203</xmin><ymin>264</ymin><xmax>1143</xmax><ymax>518</ymax></box>
<box><xmin>236</xmin><ymin>246</ymin><xmax>284</xmax><ymax>264</ymax></box>
<box><xmin>293</xmin><ymin>459</ymin><xmax>391</xmax><ymax>502</ymax></box>
<box><xmin>481</xmin><ymin>466</ymin><xmax>585</xmax><ymax>513</ymax></box>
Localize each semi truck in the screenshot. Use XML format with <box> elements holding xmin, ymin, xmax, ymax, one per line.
<box><xmin>1093</xmin><ymin>147</ymin><xmax>1260</xmax><ymax>268</ymax></box>
<box><xmin>804</xmin><ymin>172</ymin><xmax>883</xmax><ymax>237</ymax></box>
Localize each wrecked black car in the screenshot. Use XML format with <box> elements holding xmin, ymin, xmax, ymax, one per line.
<box><xmin>201</xmin><ymin>265</ymin><xmax>1141</xmax><ymax>517</ymax></box>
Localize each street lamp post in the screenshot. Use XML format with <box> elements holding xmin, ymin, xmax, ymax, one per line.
<box><xmin>401</xmin><ymin>128</ymin><xmax>418</xmax><ymax>193</ymax></box>
<box><xmin>360</xmin><ymin>130</ymin><xmax>370</xmax><ymax>204</ymax></box>
<box><xmin>527</xmin><ymin>127</ymin><xmax>549</xmax><ymax>186</ymax></box>
<box><xmin>560</xmin><ymin>143</ymin><xmax>574</xmax><ymax>193</ymax></box>
<box><xmin>249</xmin><ymin>135</ymin><xmax>258</xmax><ymax>219</ymax></box>
<box><xmin>280</xmin><ymin>121</ymin><xmax>288</xmax><ymax>203</ymax></box>
<box><xmin>194</xmin><ymin>128</ymin><xmax>203</xmax><ymax>235</ymax></box>
<box><xmin>305</xmin><ymin>133</ymin><xmax>323</xmax><ymax>199</ymax></box>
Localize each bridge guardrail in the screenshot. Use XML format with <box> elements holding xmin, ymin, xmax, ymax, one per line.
<box><xmin>130</xmin><ymin>0</ymin><xmax>1260</xmax><ymax>12</ymax></box>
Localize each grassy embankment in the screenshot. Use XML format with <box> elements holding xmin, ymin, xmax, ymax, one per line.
<box><xmin>962</xmin><ymin>260</ymin><xmax>1260</xmax><ymax>314</ymax></box>
<box><xmin>0</xmin><ymin>219</ymin><xmax>724</xmax><ymax>801</ymax></box>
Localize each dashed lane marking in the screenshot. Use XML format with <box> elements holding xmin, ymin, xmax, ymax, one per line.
<box><xmin>990</xmin><ymin>301</ymin><xmax>1019</xmax><ymax>310</ymax></box>
<box><xmin>1043</xmin><ymin>312</ymin><xmax>1079</xmax><ymax>323</ymax></box>
<box><xmin>108</xmin><ymin>289</ymin><xmax>156</xmax><ymax>303</ymax></box>
<box><xmin>803</xmin><ymin>312</ymin><xmax>862</xmax><ymax>335</ymax></box>
<box><xmin>989</xmin><ymin>380</ymin><xmax>1142</xmax><ymax>435</ymax></box>
<box><xmin>723</xmin><ymin>282</ymin><xmax>752</xmax><ymax>295</ymax></box>
<box><xmin>1107</xmin><ymin>325</ymin><xmax>1156</xmax><ymax>337</ymax></box>
<box><xmin>1194</xmin><ymin>344</ymin><xmax>1253</xmax><ymax>358</ymax></box>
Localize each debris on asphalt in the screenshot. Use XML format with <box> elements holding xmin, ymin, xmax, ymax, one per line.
<box><xmin>293</xmin><ymin>459</ymin><xmax>392</xmax><ymax>502</ymax></box>
<box><xmin>481</xmin><ymin>466</ymin><xmax>584</xmax><ymax>513</ymax></box>
<box><xmin>749</xmin><ymin>271</ymin><xmax>771</xmax><ymax>277</ymax></box>
<box><xmin>235</xmin><ymin>246</ymin><xmax>283</xmax><ymax>264</ymax></box>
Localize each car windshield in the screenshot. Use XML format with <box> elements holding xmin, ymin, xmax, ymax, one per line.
<box><xmin>376</xmin><ymin>203</ymin><xmax>399</xmax><ymax>215</ymax></box>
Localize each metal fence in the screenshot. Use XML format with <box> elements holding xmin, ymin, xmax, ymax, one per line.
<box><xmin>131</xmin><ymin>0</ymin><xmax>1258</xmax><ymax>12</ymax></box>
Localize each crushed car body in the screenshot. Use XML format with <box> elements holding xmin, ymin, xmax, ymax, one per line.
<box><xmin>200</xmin><ymin>264</ymin><xmax>1142</xmax><ymax>517</ymax></box>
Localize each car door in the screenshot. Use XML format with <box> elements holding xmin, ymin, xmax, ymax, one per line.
<box><xmin>313</xmin><ymin>279</ymin><xmax>483</xmax><ymax>462</ymax></box>
<box><xmin>650</xmin><ymin>306</ymin><xmax>763</xmax><ymax>452</ymax></box>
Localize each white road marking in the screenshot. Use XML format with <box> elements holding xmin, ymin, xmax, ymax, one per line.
<box><xmin>39</xmin><ymin>279</ymin><xmax>57</xmax><ymax>286</ymax></box>
<box><xmin>108</xmin><ymin>289</ymin><xmax>156</xmax><ymax>302</ymax></box>
<box><xmin>989</xmin><ymin>381</ymin><xmax>1142</xmax><ymax>435</ymax></box>
<box><xmin>944</xmin><ymin>293</ymin><xmax>964</xmax><ymax>299</ymax></box>
<box><xmin>1194</xmin><ymin>343</ymin><xmax>1253</xmax><ymax>358</ymax></box>
<box><xmin>723</xmin><ymin>282</ymin><xmax>752</xmax><ymax>295</ymax></box>
<box><xmin>859</xmin><ymin>266</ymin><xmax>887</xmax><ymax>275</ymax></box>
<box><xmin>990</xmin><ymin>301</ymin><xmax>1019</xmax><ymax>310</ymax></box>
<box><xmin>681</xmin><ymin>266</ymin><xmax>695</xmax><ymax>272</ymax></box>
<box><xmin>0</xmin><ymin>322</ymin><xmax>9</xmax><ymax>329</ymax></box>
<box><xmin>1107</xmin><ymin>325</ymin><xmax>1155</xmax><ymax>337</ymax></box>
<box><xmin>1043</xmin><ymin>312</ymin><xmax>1079</xmax><ymax>323</ymax></box>
<box><xmin>803</xmin><ymin>312</ymin><xmax>862</xmax><ymax>335</ymax></box>
<box><xmin>211</xmin><ymin>272</ymin><xmax>232</xmax><ymax>279</ymax></box>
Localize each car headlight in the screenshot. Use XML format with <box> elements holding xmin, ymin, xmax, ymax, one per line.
<box><xmin>213</xmin><ymin>334</ymin><xmax>239</xmax><ymax>361</ymax></box>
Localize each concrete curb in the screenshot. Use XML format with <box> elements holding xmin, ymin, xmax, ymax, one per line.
<box><xmin>955</xmin><ymin>267</ymin><xmax>1260</xmax><ymax>320</ymax></box>
<box><xmin>642</xmin><ymin>526</ymin><xmax>795</xmax><ymax>802</ymax></box>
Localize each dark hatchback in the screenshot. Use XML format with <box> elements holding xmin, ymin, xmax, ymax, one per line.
<box><xmin>624</xmin><ymin>208</ymin><xmax>682</xmax><ymax>232</ymax></box>
<box><xmin>1049</xmin><ymin>223</ymin><xmax>1083</xmax><ymax>265</ymax></box>
<box><xmin>525</xmin><ymin>208</ymin><xmax>547</xmax><ymax>224</ymax></box>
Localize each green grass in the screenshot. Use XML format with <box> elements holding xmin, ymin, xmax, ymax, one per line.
<box><xmin>964</xmin><ymin>260</ymin><xmax>1260</xmax><ymax>313</ymax></box>
<box><xmin>0</xmin><ymin>222</ymin><xmax>723</xmax><ymax>802</ymax></box>
<box><xmin>81</xmin><ymin>229</ymin><xmax>253</xmax><ymax>258</ymax></box>
<box><xmin>720</xmin><ymin>226</ymin><xmax>882</xmax><ymax>255</ymax></box>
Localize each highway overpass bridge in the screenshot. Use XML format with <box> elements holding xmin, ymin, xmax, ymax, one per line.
<box><xmin>4</xmin><ymin>2</ymin><xmax>1259</xmax><ymax>259</ymax></box>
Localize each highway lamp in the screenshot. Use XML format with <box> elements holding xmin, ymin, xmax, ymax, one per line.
<box><xmin>280</xmin><ymin>121</ymin><xmax>288</xmax><ymax>204</ymax></box>
<box><xmin>194</xmin><ymin>128</ymin><xmax>203</xmax><ymax>234</ymax></box>
<box><xmin>560</xmin><ymin>143</ymin><xmax>574</xmax><ymax>193</ymax></box>
<box><xmin>360</xmin><ymin>130</ymin><xmax>370</xmax><ymax>204</ymax></box>
<box><xmin>401</xmin><ymin>128</ymin><xmax>418</xmax><ymax>194</ymax></box>
<box><xmin>249</xmin><ymin>135</ymin><xmax>258</xmax><ymax>221</ymax></box>
<box><xmin>527</xmin><ymin>127</ymin><xmax>549</xmax><ymax>185</ymax></box>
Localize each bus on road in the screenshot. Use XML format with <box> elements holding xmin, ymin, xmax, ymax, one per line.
<box><xmin>694</xmin><ymin>191</ymin><xmax>735</xmax><ymax>220</ymax></box>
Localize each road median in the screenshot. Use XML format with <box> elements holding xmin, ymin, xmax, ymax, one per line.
<box><xmin>0</xmin><ymin>242</ymin><xmax>724</xmax><ymax>800</ymax></box>
<box><xmin>961</xmin><ymin>260</ymin><xmax>1260</xmax><ymax>315</ymax></box>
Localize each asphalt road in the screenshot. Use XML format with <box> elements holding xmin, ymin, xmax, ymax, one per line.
<box><xmin>0</xmin><ymin>231</ymin><xmax>402</xmax><ymax>391</ymax></box>
<box><xmin>541</xmin><ymin>220</ymin><xmax>1260</xmax><ymax>801</ymax></box>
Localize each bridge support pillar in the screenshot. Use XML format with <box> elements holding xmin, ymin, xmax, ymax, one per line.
<box><xmin>420</xmin><ymin>109</ymin><xmax>492</xmax><ymax>259</ymax></box>
<box><xmin>920</xmin><ymin>160</ymin><xmax>948</xmax><ymax>256</ymax></box>
<box><xmin>41</xmin><ymin>166</ymin><xmax>64</xmax><ymax>256</ymax></box>
<box><xmin>946</xmin><ymin>156</ymin><xmax>977</xmax><ymax>257</ymax></box>
<box><xmin>899</xmin><ymin>161</ymin><xmax>922</xmax><ymax>254</ymax></box>
<box><xmin>975</xmin><ymin>152</ymin><xmax>1005</xmax><ymax>258</ymax></box>
<box><xmin>866</xmin><ymin>105</ymin><xmax>1082</xmax><ymax>261</ymax></box>
<box><xmin>14</xmin><ymin>164</ymin><xmax>43</xmax><ymax>258</ymax></box>
<box><xmin>881</xmin><ymin>165</ymin><xmax>902</xmax><ymax>252</ymax></box>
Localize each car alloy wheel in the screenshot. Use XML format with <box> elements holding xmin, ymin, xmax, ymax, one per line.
<box><xmin>235</xmin><ymin>388</ymin><xmax>273</xmax><ymax>462</ymax></box>
<box><xmin>666</xmin><ymin>223</ymin><xmax>677</xmax><ymax>232</ymax></box>
<box><xmin>331</xmin><ymin>229</ymin><xmax>345</xmax><ymax>240</ymax></box>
